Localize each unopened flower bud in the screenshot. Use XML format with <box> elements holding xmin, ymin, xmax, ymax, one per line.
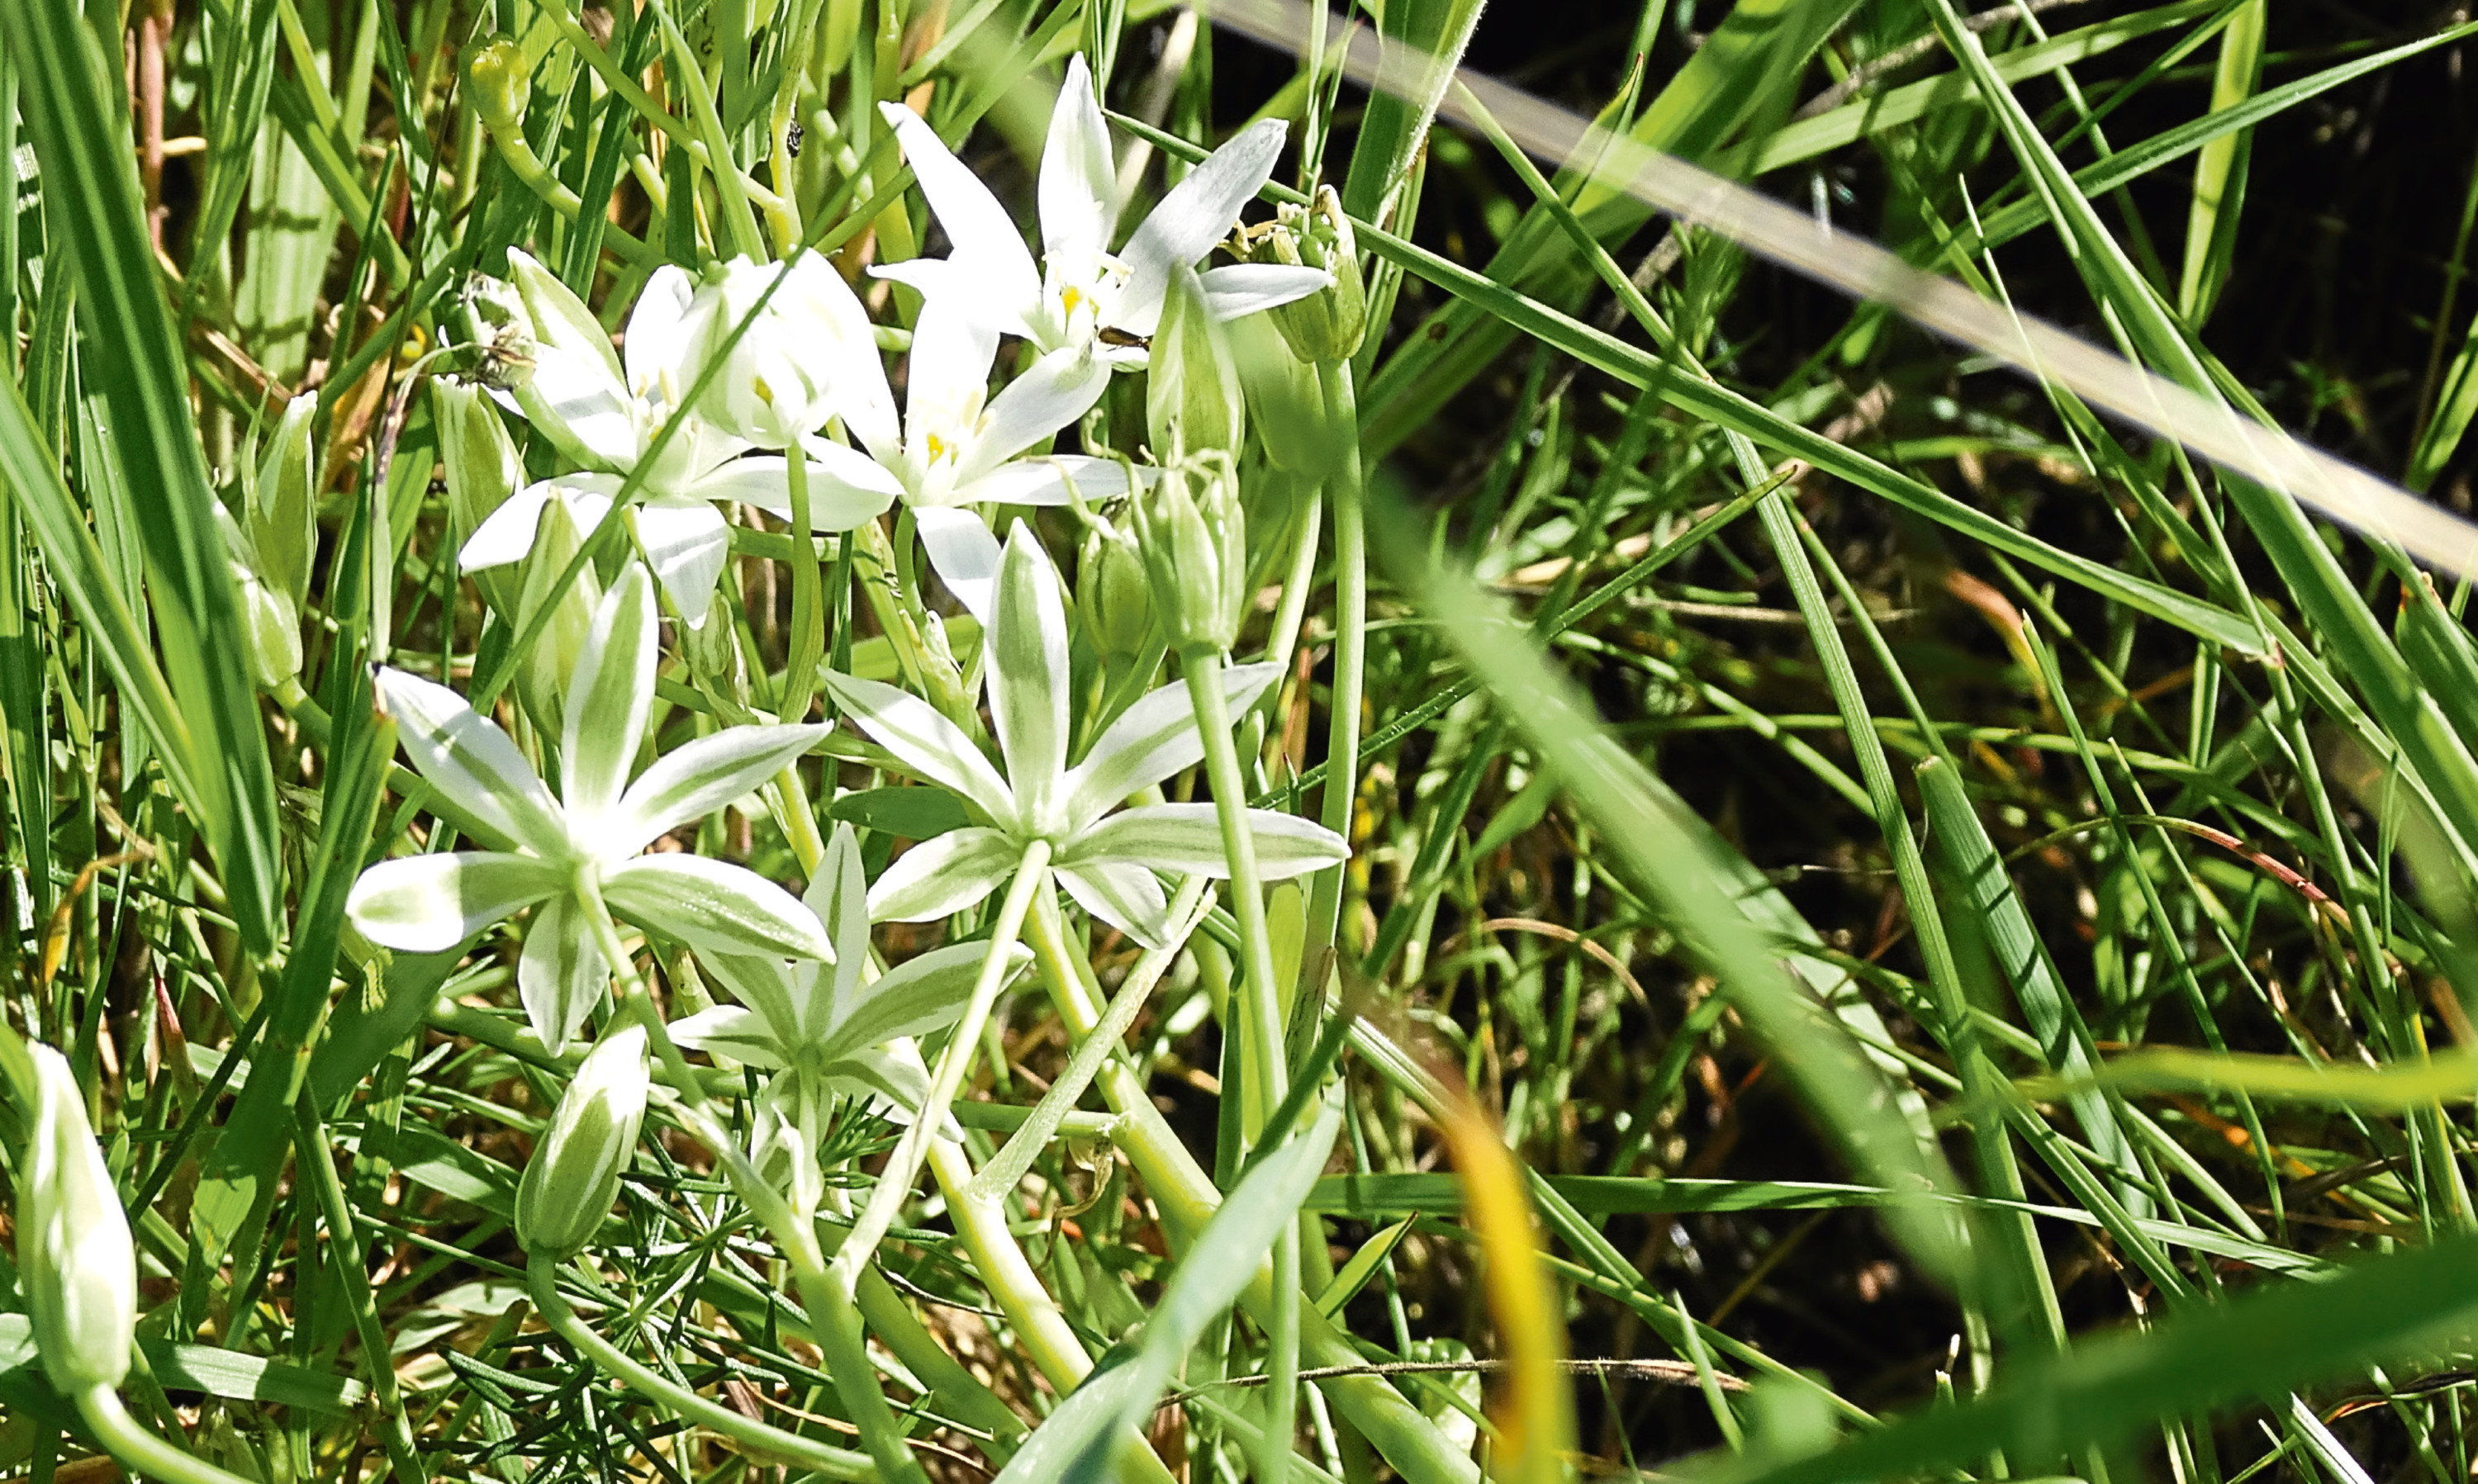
<box><xmin>214</xmin><ymin>503</ymin><xmax>302</xmax><ymax>690</ymax></box>
<box><xmin>1251</xmin><ymin>186</ymin><xmax>1365</xmax><ymax>364</ymax></box>
<box><xmin>516</xmin><ymin>1024</ymin><xmax>650</xmax><ymax>1261</ymax></box>
<box><xmin>433</xmin><ymin>381</ymin><xmax>526</xmax><ymax>615</ymax></box>
<box><xmin>1146</xmin><ymin>268</ymin><xmax>1244</xmax><ymax>462</ymax></box>
<box><xmin>514</xmin><ymin>495</ymin><xmax>605</xmax><ymax>735</ymax></box>
<box><xmin>1130</xmin><ymin>459</ymin><xmax>1245</xmax><ymax>653</ymax></box>
<box><xmin>249</xmin><ymin>393</ymin><xmax>319</xmax><ymax>608</ymax></box>
<box><xmin>1077</xmin><ymin>512</ymin><xmax>1153</xmax><ymax>663</ymax></box>
<box><xmin>16</xmin><ymin>1044</ymin><xmax>136</xmax><ymax>1392</ymax></box>
<box><xmin>680</xmin><ymin>586</ymin><xmax>748</xmax><ymax>699</ymax></box>
<box><xmin>466</xmin><ymin>37</ymin><xmax>533</xmax><ymax>130</ymax></box>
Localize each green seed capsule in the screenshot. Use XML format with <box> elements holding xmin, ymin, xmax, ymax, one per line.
<box><xmin>1253</xmin><ymin>186</ymin><xmax>1367</xmax><ymax>365</ymax></box>
<box><xmin>466</xmin><ymin>36</ymin><xmax>533</xmax><ymax>130</ymax></box>
<box><xmin>515</xmin><ymin>1024</ymin><xmax>650</xmax><ymax>1262</ymax></box>
<box><xmin>1076</xmin><ymin>514</ymin><xmax>1155</xmax><ymax>663</ymax></box>
<box><xmin>17</xmin><ymin>1045</ymin><xmax>136</xmax><ymax>1392</ymax></box>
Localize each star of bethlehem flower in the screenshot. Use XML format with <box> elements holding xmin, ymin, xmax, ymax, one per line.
<box><xmin>823</xmin><ymin>520</ymin><xmax>1349</xmax><ymax>948</ymax></box>
<box><xmin>346</xmin><ymin>564</ymin><xmax>833</xmax><ymax>1050</ymax></box>
<box><xmin>670</xmin><ymin>819</ymin><xmax>1031</xmax><ymax>1123</ymax></box>
<box><xmin>875</xmin><ymin>55</ymin><xmax>1331</xmax><ymax>370</ymax></box>
<box><xmin>463</xmin><ymin>250</ymin><xmax>890</xmax><ymax>623</ymax></box>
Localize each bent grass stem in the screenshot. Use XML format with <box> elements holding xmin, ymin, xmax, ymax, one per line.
<box><xmin>525</xmin><ymin>1256</ymin><xmax>875</xmax><ymax>1482</ymax></box>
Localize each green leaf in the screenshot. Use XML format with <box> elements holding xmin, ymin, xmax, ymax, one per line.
<box><xmin>0</xmin><ymin>1314</ymin><xmax>368</xmax><ymax>1414</ymax></box>
<box><xmin>2</xmin><ymin>0</ymin><xmax>285</xmax><ymax>954</ymax></box>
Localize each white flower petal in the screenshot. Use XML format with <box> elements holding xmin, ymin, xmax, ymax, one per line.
<box><xmin>820</xmin><ymin>672</ymin><xmax>1018</xmax><ymax>827</ymax></box>
<box><xmin>611</xmin><ymin>723</ymin><xmax>830</xmax><ymax>856</ymax></box>
<box><xmin>872</xmin><ymin>258</ymin><xmax>1039</xmax><ymax>344</ymax></box>
<box><xmin>1199</xmin><ymin>262</ymin><xmax>1333</xmax><ymax>322</ymax></box>
<box><xmin>624</xmin><ymin>265</ymin><xmax>706</xmax><ymax>401</ymax></box>
<box><xmin>345</xmin><ymin>851</ymin><xmax>563</xmax><ymax>951</ymax></box>
<box><xmin>461</xmin><ymin>481</ymin><xmax>563</xmax><ymax>572</ymax></box>
<box><xmin>828</xmin><ymin>938</ymin><xmax>1028</xmax><ymax>1055</ymax></box>
<box><xmin>699</xmin><ymin>453</ymin><xmax>897</xmax><ymax>533</ymax></box>
<box><xmin>878</xmin><ymin>102</ymin><xmax>1042</xmax><ymax>313</ymax></box>
<box><xmin>913</xmin><ymin>506</ymin><xmax>1004</xmax><ymax>628</ymax></box>
<box><xmin>1117</xmin><ymin>118</ymin><xmax>1289</xmax><ymax>335</ymax></box>
<box><xmin>508</xmin><ymin>250</ymin><xmax>638</xmax><ymax>467</ymax></box>
<box><xmin>1055</xmin><ymin>860</ymin><xmax>1172</xmax><ymax>949</ymax></box>
<box><xmin>375</xmin><ymin>668</ymin><xmax>569</xmax><ymax>854</ymax></box>
<box><xmin>1061</xmin><ymin>661</ymin><xmax>1281</xmax><ymax>830</ymax></box>
<box><xmin>632</xmin><ymin>493</ymin><xmax>733</xmax><ymax>622</ymax></box>
<box><xmin>959</xmin><ymin>346</ymin><xmax>1110</xmax><ymax>486</ymax></box>
<box><xmin>808</xmin><ymin>822</ymin><xmax>872</xmax><ymax>1038</ymax></box>
<box><xmin>700</xmin><ymin>951</ymin><xmax>816</xmax><ymax>1052</ymax></box>
<box><xmin>603</xmin><ymin>854</ymin><xmax>837</xmax><ymax>961</ymax></box>
<box><xmin>906</xmin><ymin>296</ymin><xmax>1002</xmax><ymax>452</ymax></box>
<box><xmin>667</xmin><ymin>1005</ymin><xmax>788</xmax><ymax>1069</ymax></box>
<box><xmin>562</xmin><ymin>565</ymin><xmax>657</xmax><ymax>825</ymax></box>
<box><xmin>865</xmin><ymin>827</ymin><xmax>1019</xmax><ymax>922</ymax></box>
<box><xmin>954</xmin><ymin>454</ymin><xmax>1139</xmax><ymax>509</ymax></box>
<box><xmin>987</xmin><ymin>523</ymin><xmax>1070</xmax><ymax>832</ymax></box>
<box><xmin>1066</xmin><ymin>803</ymin><xmax>1347</xmax><ymax>879</ymax></box>
<box><xmin>1039</xmin><ymin>54</ymin><xmax>1120</xmax><ymax>265</ymax></box>
<box><xmin>519</xmin><ymin>894</ymin><xmax>608</xmax><ymax>1051</ymax></box>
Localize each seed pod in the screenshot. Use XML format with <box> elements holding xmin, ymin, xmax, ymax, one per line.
<box><xmin>1145</xmin><ymin>268</ymin><xmax>1244</xmax><ymax>463</ymax></box>
<box><xmin>1076</xmin><ymin>511</ymin><xmax>1153</xmax><ymax>664</ymax></box>
<box><xmin>1251</xmin><ymin>186</ymin><xmax>1366</xmax><ymax>365</ymax></box>
<box><xmin>16</xmin><ymin>1044</ymin><xmax>136</xmax><ymax>1392</ymax></box>
<box><xmin>249</xmin><ymin>392</ymin><xmax>320</xmax><ymax>609</ymax></box>
<box><xmin>515</xmin><ymin>1024</ymin><xmax>650</xmax><ymax>1262</ymax></box>
<box><xmin>1130</xmin><ymin>458</ymin><xmax>1245</xmax><ymax>654</ymax></box>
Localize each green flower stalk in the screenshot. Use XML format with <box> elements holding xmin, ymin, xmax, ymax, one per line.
<box><xmin>17</xmin><ymin>1044</ymin><xmax>135</xmax><ymax>1393</ymax></box>
<box><xmin>516</xmin><ymin>1023</ymin><xmax>651</xmax><ymax>1261</ymax></box>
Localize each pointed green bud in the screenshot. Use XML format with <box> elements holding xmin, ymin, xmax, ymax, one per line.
<box><xmin>16</xmin><ymin>1045</ymin><xmax>136</xmax><ymax>1392</ymax></box>
<box><xmin>1229</xmin><ymin>312</ymin><xmax>1342</xmax><ymax>479</ymax></box>
<box><xmin>516</xmin><ymin>1023</ymin><xmax>650</xmax><ymax>1261</ymax></box>
<box><xmin>432</xmin><ymin>381</ymin><xmax>526</xmax><ymax>614</ymax></box>
<box><xmin>1130</xmin><ymin>458</ymin><xmax>1245</xmax><ymax>654</ymax></box>
<box><xmin>1251</xmin><ymin>186</ymin><xmax>1366</xmax><ymax>364</ymax></box>
<box><xmin>680</xmin><ymin>586</ymin><xmax>748</xmax><ymax>701</ymax></box>
<box><xmin>466</xmin><ymin>36</ymin><xmax>532</xmax><ymax>131</ymax></box>
<box><xmin>513</xmin><ymin>495</ymin><xmax>604</xmax><ymax>735</ymax></box>
<box><xmin>213</xmin><ymin>502</ymin><xmax>302</xmax><ymax>690</ymax></box>
<box><xmin>1076</xmin><ymin>510</ymin><xmax>1153</xmax><ymax>664</ymax></box>
<box><xmin>249</xmin><ymin>393</ymin><xmax>319</xmax><ymax>608</ymax></box>
<box><xmin>1146</xmin><ymin>267</ymin><xmax>1244</xmax><ymax>462</ymax></box>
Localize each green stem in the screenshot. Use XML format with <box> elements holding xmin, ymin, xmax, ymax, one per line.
<box><xmin>775</xmin><ymin>1222</ymin><xmax>934</xmax><ymax>1484</ymax></box>
<box><xmin>526</xmin><ymin>1256</ymin><xmax>875</xmax><ymax>1482</ymax></box>
<box><xmin>293</xmin><ymin>1098</ymin><xmax>429</xmax><ymax>1484</ymax></box>
<box><xmin>1019</xmin><ymin>902</ymin><xmax>1477</xmax><ymax>1484</ymax></box>
<box><xmin>76</xmin><ymin>1388</ymin><xmax>259</xmax><ymax>1484</ymax></box>
<box><xmin>647</xmin><ymin>0</ymin><xmax>768</xmax><ymax>259</ymax></box>
<box><xmin>1304</xmin><ymin>359</ymin><xmax>1366</xmax><ymax>957</ymax></box>
<box><xmin>831</xmin><ymin>840</ymin><xmax>1053</xmax><ymax>1287</ymax></box>
<box><xmin>472</xmin><ymin>108</ymin><xmax>656</xmax><ymax>264</ymax></box>
<box><xmin>1177</xmin><ymin>643</ymin><xmax>1298</xmax><ymax>1482</ymax></box>
<box><xmin>781</xmin><ymin>441</ymin><xmax>824</xmax><ymax>724</ymax></box>
<box><xmin>572</xmin><ymin>870</ymin><xmax>704</xmax><ymax>1107</ymax></box>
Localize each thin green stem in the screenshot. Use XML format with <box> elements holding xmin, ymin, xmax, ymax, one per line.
<box><xmin>293</xmin><ymin>1097</ymin><xmax>429</xmax><ymax>1484</ymax></box>
<box><xmin>572</xmin><ymin>870</ymin><xmax>704</xmax><ymax>1107</ymax></box>
<box><xmin>472</xmin><ymin>108</ymin><xmax>656</xmax><ymax>264</ymax></box>
<box><xmin>830</xmin><ymin>840</ymin><xmax>1052</xmax><ymax>1289</ymax></box>
<box><xmin>76</xmin><ymin>1388</ymin><xmax>260</xmax><ymax>1484</ymax></box>
<box><xmin>1179</xmin><ymin>643</ymin><xmax>1298</xmax><ymax>1482</ymax></box>
<box><xmin>775</xmin><ymin>1222</ymin><xmax>935</xmax><ymax>1484</ymax></box>
<box><xmin>781</xmin><ymin>441</ymin><xmax>824</xmax><ymax>724</ymax></box>
<box><xmin>1304</xmin><ymin>361</ymin><xmax>1367</xmax><ymax>960</ymax></box>
<box><xmin>525</xmin><ymin>1256</ymin><xmax>875</xmax><ymax>1481</ymax></box>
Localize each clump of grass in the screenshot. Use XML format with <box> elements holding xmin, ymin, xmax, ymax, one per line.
<box><xmin>4</xmin><ymin>1</ymin><xmax>2478</xmax><ymax>1482</ymax></box>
